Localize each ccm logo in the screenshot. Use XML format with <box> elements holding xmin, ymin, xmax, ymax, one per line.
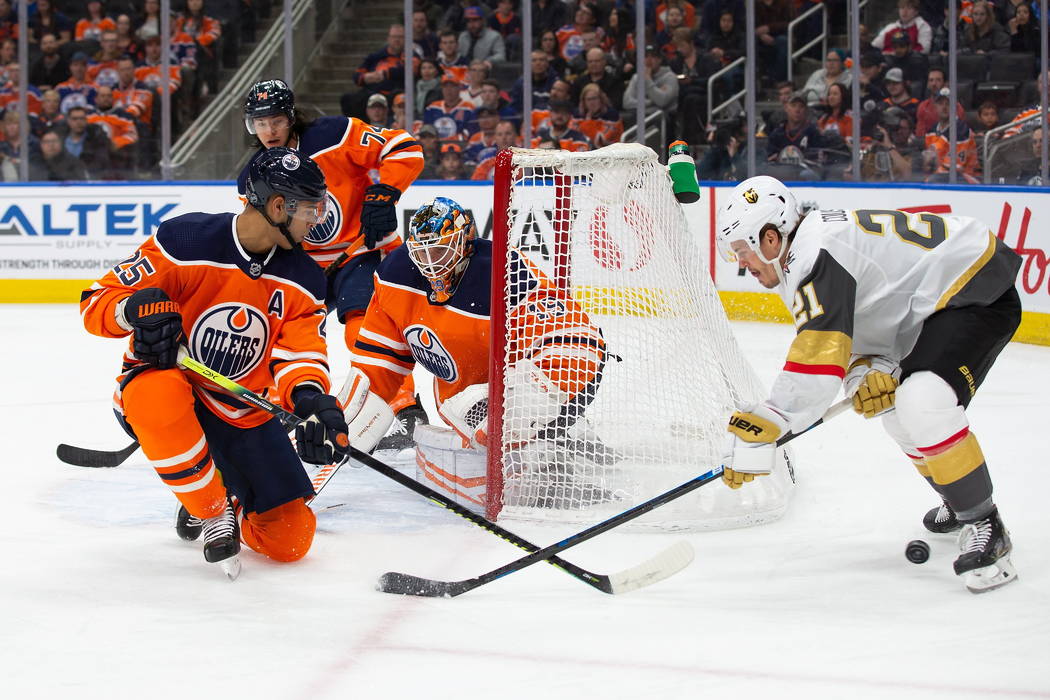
<box><xmin>364</xmin><ymin>193</ymin><xmax>393</xmax><ymax>203</ymax></box>
<box><xmin>729</xmin><ymin>416</ymin><xmax>764</xmax><ymax>436</ymax></box>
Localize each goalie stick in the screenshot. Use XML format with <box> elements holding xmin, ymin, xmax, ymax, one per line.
<box><xmin>175</xmin><ymin>357</ymin><xmax>689</xmax><ymax>595</ymax></box>
<box><xmin>378</xmin><ymin>397</ymin><xmax>853</xmax><ymax>598</ymax></box>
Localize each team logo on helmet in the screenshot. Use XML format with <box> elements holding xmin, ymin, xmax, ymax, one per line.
<box><xmin>305</xmin><ymin>191</ymin><xmax>342</xmax><ymax>246</ymax></box>
<box><xmin>189</xmin><ymin>303</ymin><xmax>269</xmax><ymax>380</ymax></box>
<box><xmin>281</xmin><ymin>152</ymin><xmax>301</xmax><ymax>171</ymax></box>
<box><xmin>743</xmin><ymin>188</ymin><xmax>759</xmax><ymax>204</ymax></box>
<box><xmin>404</xmin><ymin>325</ymin><xmax>458</xmax><ymax>382</ymax></box>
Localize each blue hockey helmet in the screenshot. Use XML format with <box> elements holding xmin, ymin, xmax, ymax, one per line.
<box><xmin>245</xmin><ymin>147</ymin><xmax>328</xmax><ymax>227</ymax></box>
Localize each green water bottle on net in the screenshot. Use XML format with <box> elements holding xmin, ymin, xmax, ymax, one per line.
<box><xmin>668</xmin><ymin>140</ymin><xmax>700</xmax><ymax>204</ymax></box>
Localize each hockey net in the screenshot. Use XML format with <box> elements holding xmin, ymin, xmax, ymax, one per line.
<box><xmin>488</xmin><ymin>143</ymin><xmax>795</xmax><ymax>530</ymax></box>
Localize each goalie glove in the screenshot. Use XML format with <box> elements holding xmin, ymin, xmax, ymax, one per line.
<box><xmin>721</xmin><ymin>404</ymin><xmax>788</xmax><ymax>489</ymax></box>
<box><xmin>843</xmin><ymin>355</ymin><xmax>900</xmax><ymax>419</ymax></box>
<box><xmin>335</xmin><ymin>368</ymin><xmax>395</xmax><ymax>454</ymax></box>
<box><xmin>440</xmin><ymin>383</ymin><xmax>489</xmax><ymax>450</ymax></box>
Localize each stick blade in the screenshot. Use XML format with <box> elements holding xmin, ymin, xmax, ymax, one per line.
<box><xmin>377</xmin><ymin>571</ymin><xmax>468</xmax><ymax>598</ymax></box>
<box><xmin>606</xmin><ymin>541</ymin><xmax>694</xmax><ymax>594</ymax></box>
<box><xmin>55</xmin><ymin>442</ymin><xmax>138</xmax><ymax>468</ymax></box>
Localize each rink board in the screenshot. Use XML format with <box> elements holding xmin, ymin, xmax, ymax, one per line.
<box><xmin>1</xmin><ymin>179</ymin><xmax>1048</xmax><ymax>344</ymax></box>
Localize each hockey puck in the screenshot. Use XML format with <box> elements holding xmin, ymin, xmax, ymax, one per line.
<box><xmin>905</xmin><ymin>539</ymin><xmax>930</xmax><ymax>564</ymax></box>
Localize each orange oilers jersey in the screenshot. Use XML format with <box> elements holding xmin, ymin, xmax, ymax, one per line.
<box><xmin>113</xmin><ymin>82</ymin><xmax>154</xmax><ymax>123</ymax></box>
<box><xmin>351</xmin><ymin>239</ymin><xmax>605</xmax><ymax>411</ymax></box>
<box><xmin>86</xmin><ymin>59</ymin><xmax>119</xmax><ymax>88</ymax></box>
<box><xmin>81</xmin><ymin>212</ymin><xmax>331</xmax><ymax>429</ymax></box>
<box><xmin>237</xmin><ymin>116</ymin><xmax>424</xmax><ymax>269</ymax></box>
<box><xmin>135</xmin><ymin>63</ymin><xmax>182</xmax><ymax>94</ymax></box>
<box><xmin>88</xmin><ymin>109</ymin><xmax>139</xmax><ymax>149</ymax></box>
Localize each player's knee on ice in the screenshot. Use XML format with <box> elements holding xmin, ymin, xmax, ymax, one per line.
<box><xmin>240</xmin><ymin>499</ymin><xmax>316</xmax><ymax>562</ymax></box>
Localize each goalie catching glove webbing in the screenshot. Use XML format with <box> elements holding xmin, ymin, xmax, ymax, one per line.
<box><xmin>721</xmin><ymin>404</ymin><xmax>788</xmax><ymax>489</ymax></box>
<box><xmin>843</xmin><ymin>355</ymin><xmax>900</xmax><ymax>419</ymax></box>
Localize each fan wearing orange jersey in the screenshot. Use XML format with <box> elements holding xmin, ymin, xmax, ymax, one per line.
<box><xmin>81</xmin><ymin>148</ymin><xmax>348</xmax><ymax>577</ymax></box>
<box><xmin>340</xmin><ymin>197</ymin><xmax>607</xmax><ymax>459</ymax></box>
<box><xmin>237</xmin><ymin>79</ymin><xmax>425</xmax><ymax>448</ymax></box>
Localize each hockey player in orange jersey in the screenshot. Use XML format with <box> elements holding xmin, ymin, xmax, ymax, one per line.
<box><xmin>237</xmin><ymin>79</ymin><xmax>425</xmax><ymax>449</ymax></box>
<box><xmin>339</xmin><ymin>196</ymin><xmax>607</xmax><ymax>470</ymax></box>
<box><xmin>81</xmin><ymin>148</ymin><xmax>350</xmax><ymax>577</ymax></box>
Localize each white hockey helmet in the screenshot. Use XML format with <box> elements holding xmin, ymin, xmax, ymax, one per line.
<box><xmin>715</xmin><ymin>176</ymin><xmax>801</xmax><ymax>264</ymax></box>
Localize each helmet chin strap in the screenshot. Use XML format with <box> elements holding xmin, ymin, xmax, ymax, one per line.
<box><xmin>259</xmin><ymin>207</ymin><xmax>300</xmax><ymax>249</ymax></box>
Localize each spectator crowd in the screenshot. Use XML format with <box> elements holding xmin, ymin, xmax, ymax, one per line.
<box><xmin>343</xmin><ymin>0</ymin><xmax>1048</xmax><ymax>184</ymax></box>
<box><xmin>1</xmin><ymin>0</ymin><xmax>1047</xmax><ymax>183</ymax></box>
<box><xmin>0</xmin><ymin>0</ymin><xmax>269</xmax><ymax>180</ymax></box>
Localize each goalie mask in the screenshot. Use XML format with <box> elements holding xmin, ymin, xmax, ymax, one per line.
<box><xmin>407</xmin><ymin>197</ymin><xmax>477</xmax><ymax>302</ymax></box>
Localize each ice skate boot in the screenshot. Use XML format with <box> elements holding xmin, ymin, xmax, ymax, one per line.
<box><xmin>175</xmin><ymin>504</ymin><xmax>204</xmax><ymax>541</ymax></box>
<box><xmin>953</xmin><ymin>508</ymin><xmax>1017</xmax><ymax>594</ymax></box>
<box><xmin>201</xmin><ymin>499</ymin><xmax>241</xmax><ymax>580</ymax></box>
<box><xmin>923</xmin><ymin>501</ymin><xmax>961</xmax><ymax>534</ymax></box>
<box><xmin>375</xmin><ymin>398</ymin><xmax>428</xmax><ymax>452</ymax></box>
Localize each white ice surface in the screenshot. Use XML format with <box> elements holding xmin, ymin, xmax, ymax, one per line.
<box><xmin>2</xmin><ymin>305</ymin><xmax>1048</xmax><ymax>699</ymax></box>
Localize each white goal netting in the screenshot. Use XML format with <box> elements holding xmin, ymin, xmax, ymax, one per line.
<box><xmin>489</xmin><ymin>143</ymin><xmax>795</xmax><ymax>530</ymax></box>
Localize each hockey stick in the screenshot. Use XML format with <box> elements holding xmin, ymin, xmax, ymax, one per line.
<box><xmin>180</xmin><ymin>357</ymin><xmax>688</xmax><ymax>594</ymax></box>
<box><xmin>378</xmin><ymin>397</ymin><xmax>854</xmax><ymax>598</ymax></box>
<box><xmin>347</xmin><ymin>446</ymin><xmax>692</xmax><ymax>595</ymax></box>
<box><xmin>176</xmin><ymin>355</ymin><xmax>350</xmax><ymax>499</ymax></box>
<box><xmin>56</xmin><ymin>440</ymin><xmax>139</xmax><ymax>468</ymax></box>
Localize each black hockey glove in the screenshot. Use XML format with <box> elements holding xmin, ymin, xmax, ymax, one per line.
<box><xmin>293</xmin><ymin>388</ymin><xmax>350</xmax><ymax>465</ymax></box>
<box><xmin>360</xmin><ymin>183</ymin><xmax>401</xmax><ymax>249</ymax></box>
<box><xmin>122</xmin><ymin>287</ymin><xmax>184</xmax><ymax>369</ymax></box>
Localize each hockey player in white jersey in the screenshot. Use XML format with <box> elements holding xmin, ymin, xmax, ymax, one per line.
<box><xmin>715</xmin><ymin>175</ymin><xmax>1022</xmax><ymax>594</ymax></box>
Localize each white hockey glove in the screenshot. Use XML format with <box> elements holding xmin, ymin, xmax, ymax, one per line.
<box><xmin>721</xmin><ymin>403</ymin><xmax>788</xmax><ymax>489</ymax></box>
<box><xmin>335</xmin><ymin>368</ymin><xmax>395</xmax><ymax>454</ymax></box>
<box><xmin>503</xmin><ymin>360</ymin><xmax>569</xmax><ymax>446</ymax></box>
<box><xmin>440</xmin><ymin>383</ymin><xmax>489</xmax><ymax>450</ymax></box>
<box><xmin>843</xmin><ymin>355</ymin><xmax>900</xmax><ymax>419</ymax></box>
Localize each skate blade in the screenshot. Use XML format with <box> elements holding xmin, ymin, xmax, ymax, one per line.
<box><xmin>218</xmin><ymin>556</ymin><xmax>241</xmax><ymax>581</ymax></box>
<box><xmin>963</xmin><ymin>558</ymin><xmax>1017</xmax><ymax>594</ymax></box>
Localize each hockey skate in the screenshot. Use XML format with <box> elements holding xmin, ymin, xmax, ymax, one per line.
<box><xmin>175</xmin><ymin>504</ymin><xmax>203</xmax><ymax>541</ymax></box>
<box><xmin>953</xmin><ymin>508</ymin><xmax>1017</xmax><ymax>594</ymax></box>
<box><xmin>201</xmin><ymin>499</ymin><xmax>241</xmax><ymax>580</ymax></box>
<box><xmin>375</xmin><ymin>399</ymin><xmax>428</xmax><ymax>452</ymax></box>
<box><xmin>923</xmin><ymin>501</ymin><xmax>962</xmax><ymax>534</ymax></box>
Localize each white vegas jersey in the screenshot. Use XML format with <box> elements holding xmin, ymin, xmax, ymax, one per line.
<box><xmin>766</xmin><ymin>208</ymin><xmax>1020</xmax><ymax>433</ymax></box>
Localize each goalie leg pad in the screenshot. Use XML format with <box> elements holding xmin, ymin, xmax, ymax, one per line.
<box><xmin>414</xmin><ymin>424</ymin><xmax>488</xmax><ymax>514</ymax></box>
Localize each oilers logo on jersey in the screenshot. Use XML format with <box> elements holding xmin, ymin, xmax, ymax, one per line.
<box><xmin>305</xmin><ymin>191</ymin><xmax>343</xmax><ymax>247</ymax></box>
<box><xmin>404</xmin><ymin>325</ymin><xmax>458</xmax><ymax>382</ymax></box>
<box><xmin>190</xmin><ymin>303</ymin><xmax>270</xmax><ymax>380</ymax></box>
